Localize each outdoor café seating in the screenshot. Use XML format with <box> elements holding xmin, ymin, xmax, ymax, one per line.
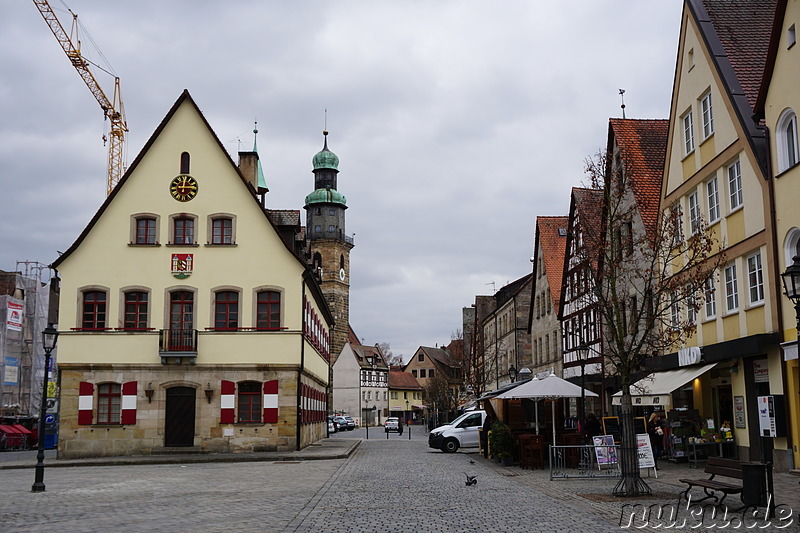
<box><xmin>518</xmin><ymin>433</ymin><xmax>545</xmax><ymax>469</ymax></box>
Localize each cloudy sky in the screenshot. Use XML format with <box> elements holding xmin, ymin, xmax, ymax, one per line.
<box><xmin>1</xmin><ymin>1</ymin><xmax>683</xmax><ymax>360</ymax></box>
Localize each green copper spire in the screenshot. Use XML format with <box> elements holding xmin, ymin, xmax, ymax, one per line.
<box><xmin>312</xmin><ymin>130</ymin><xmax>339</xmax><ymax>171</ymax></box>
<box><xmin>253</xmin><ymin>122</ymin><xmax>268</xmax><ymax>192</ymax></box>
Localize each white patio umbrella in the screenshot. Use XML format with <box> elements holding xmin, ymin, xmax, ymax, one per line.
<box><xmin>495</xmin><ymin>371</ymin><xmax>599</xmax><ymax>447</ymax></box>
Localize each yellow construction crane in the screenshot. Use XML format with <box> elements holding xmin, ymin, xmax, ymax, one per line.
<box><xmin>33</xmin><ymin>0</ymin><xmax>127</xmax><ymax>195</ymax></box>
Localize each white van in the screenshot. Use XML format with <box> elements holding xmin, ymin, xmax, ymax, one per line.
<box><xmin>427</xmin><ymin>410</ymin><xmax>487</xmax><ymax>453</ymax></box>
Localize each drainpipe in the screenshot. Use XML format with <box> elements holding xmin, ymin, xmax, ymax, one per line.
<box><xmin>758</xmin><ymin>122</ymin><xmax>795</xmax><ymax>468</ymax></box>
<box><xmin>297</xmin><ymin>279</ymin><xmax>307</xmax><ymax>451</ymax></box>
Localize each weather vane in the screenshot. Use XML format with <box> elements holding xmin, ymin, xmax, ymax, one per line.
<box><xmin>619</xmin><ymin>89</ymin><xmax>626</xmax><ymax>119</ymax></box>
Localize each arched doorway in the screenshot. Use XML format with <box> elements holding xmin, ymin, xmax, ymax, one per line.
<box><xmin>165</xmin><ymin>386</ymin><xmax>196</xmax><ymax>447</ymax></box>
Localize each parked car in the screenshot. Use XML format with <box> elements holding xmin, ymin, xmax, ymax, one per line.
<box><xmin>428</xmin><ymin>410</ymin><xmax>487</xmax><ymax>453</ymax></box>
<box><xmin>333</xmin><ymin>416</ymin><xmax>355</xmax><ymax>431</ymax></box>
<box><xmin>384</xmin><ymin>417</ymin><xmax>400</xmax><ymax>432</ymax></box>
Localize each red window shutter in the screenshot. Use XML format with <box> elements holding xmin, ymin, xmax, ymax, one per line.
<box><xmin>120</xmin><ymin>381</ymin><xmax>137</xmax><ymax>425</ymax></box>
<box><xmin>220</xmin><ymin>380</ymin><xmax>236</xmax><ymax>424</ymax></box>
<box><xmin>263</xmin><ymin>380</ymin><xmax>278</xmax><ymax>423</ymax></box>
<box><xmin>78</xmin><ymin>381</ymin><xmax>94</xmax><ymax>425</ymax></box>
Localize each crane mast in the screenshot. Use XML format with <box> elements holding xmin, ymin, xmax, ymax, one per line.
<box><xmin>33</xmin><ymin>0</ymin><xmax>127</xmax><ymax>195</ymax></box>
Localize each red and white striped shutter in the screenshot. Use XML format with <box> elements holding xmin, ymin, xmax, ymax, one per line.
<box><xmin>300</xmin><ymin>383</ymin><xmax>306</xmax><ymax>424</ymax></box>
<box><xmin>78</xmin><ymin>381</ymin><xmax>94</xmax><ymax>425</ymax></box>
<box><xmin>305</xmin><ymin>385</ymin><xmax>310</xmax><ymax>424</ymax></box>
<box><xmin>220</xmin><ymin>380</ymin><xmax>236</xmax><ymax>424</ymax></box>
<box><xmin>316</xmin><ymin>389</ymin><xmax>322</xmax><ymax>421</ymax></box>
<box><xmin>120</xmin><ymin>381</ymin><xmax>137</xmax><ymax>425</ymax></box>
<box><xmin>263</xmin><ymin>380</ymin><xmax>278</xmax><ymax>423</ymax></box>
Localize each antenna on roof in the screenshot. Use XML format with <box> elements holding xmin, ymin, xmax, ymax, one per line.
<box><xmin>485</xmin><ymin>281</ymin><xmax>496</xmax><ymax>294</ymax></box>
<box><xmin>619</xmin><ymin>89</ymin><xmax>626</xmax><ymax>119</ymax></box>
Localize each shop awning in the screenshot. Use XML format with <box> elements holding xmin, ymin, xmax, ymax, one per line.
<box><xmin>611</xmin><ymin>363</ymin><xmax>717</xmax><ymax>407</ymax></box>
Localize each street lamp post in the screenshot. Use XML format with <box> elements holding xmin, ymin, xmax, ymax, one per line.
<box><xmin>508</xmin><ymin>365</ymin><xmax>517</xmax><ymax>384</ymax></box>
<box><xmin>31</xmin><ymin>323</ymin><xmax>58</xmax><ymax>493</ymax></box>
<box><xmin>576</xmin><ymin>343</ymin><xmax>590</xmax><ymax>439</ymax></box>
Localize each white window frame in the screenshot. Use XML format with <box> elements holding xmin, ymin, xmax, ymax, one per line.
<box><xmin>683</xmin><ymin>110</ymin><xmax>695</xmax><ymax>154</ymax></box>
<box><xmin>777</xmin><ymin>109</ymin><xmax>799</xmax><ymax>173</ymax></box>
<box><xmin>706</xmin><ymin>176</ymin><xmax>720</xmax><ymax>222</ymax></box>
<box><xmin>701</xmin><ymin>92</ymin><xmax>714</xmax><ymax>139</ymax></box>
<box><xmin>670</xmin><ymin>291</ymin><xmax>680</xmax><ymax>329</ymax></box>
<box><xmin>724</xmin><ymin>263</ymin><xmax>739</xmax><ymax>312</ymax></box>
<box><xmin>747</xmin><ymin>251</ymin><xmax>764</xmax><ymax>305</ymax></box>
<box><xmin>687</xmin><ymin>291</ymin><xmax>697</xmax><ymax>325</ymax></box>
<box><xmin>728</xmin><ymin>160</ymin><xmax>743</xmax><ymax>211</ymax></box>
<box><xmin>704</xmin><ymin>276</ymin><xmax>716</xmax><ymax>319</ymax></box>
<box><xmin>671</xmin><ymin>202</ymin><xmax>683</xmax><ymax>246</ymax></box>
<box><xmin>688</xmin><ymin>191</ymin><xmax>700</xmax><ymax>234</ymax></box>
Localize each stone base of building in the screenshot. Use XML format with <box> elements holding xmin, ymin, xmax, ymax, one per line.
<box><xmin>56</xmin><ymin>365</ymin><xmax>327</xmax><ymax>459</ymax></box>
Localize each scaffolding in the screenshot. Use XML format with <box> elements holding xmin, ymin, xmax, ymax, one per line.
<box><xmin>0</xmin><ymin>262</ymin><xmax>53</xmax><ymax>419</ymax></box>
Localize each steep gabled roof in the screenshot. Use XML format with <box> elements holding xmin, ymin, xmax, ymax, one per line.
<box><xmin>388</xmin><ymin>370</ymin><xmax>422</xmax><ymax>390</ymax></box>
<box><xmin>698</xmin><ymin>0</ymin><xmax>776</xmax><ymax>111</ymax></box>
<box><xmin>558</xmin><ymin>188</ymin><xmax>604</xmax><ymax>320</ymax></box>
<box><xmin>573</xmin><ymin>187</ymin><xmax>606</xmax><ymax>267</ymax></box>
<box><xmin>608</xmin><ymin>119</ymin><xmax>669</xmax><ymax>244</ymax></box>
<box><xmin>348</xmin><ymin>325</ymin><xmax>360</xmax><ymax>346</ymax></box>
<box><xmin>494</xmin><ymin>273</ymin><xmax>533</xmax><ymax>307</ymax></box>
<box><xmin>353</xmin><ymin>344</ymin><xmax>388</xmax><ymax>370</ymax></box>
<box><xmin>49</xmin><ymin>90</ymin><xmax>334</xmax><ymax>324</ymax></box>
<box><xmin>688</xmin><ymin>0</ymin><xmax>777</xmax><ymax>174</ymax></box>
<box><xmin>536</xmin><ymin>216</ymin><xmax>569</xmax><ymax>317</ymax></box>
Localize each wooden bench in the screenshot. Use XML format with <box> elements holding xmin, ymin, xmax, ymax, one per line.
<box><xmin>679</xmin><ymin>457</ymin><xmax>743</xmax><ymax>507</ymax></box>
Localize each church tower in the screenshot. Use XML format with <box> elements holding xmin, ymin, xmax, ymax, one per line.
<box><xmin>304</xmin><ymin>131</ymin><xmax>353</xmax><ymax>363</ymax></box>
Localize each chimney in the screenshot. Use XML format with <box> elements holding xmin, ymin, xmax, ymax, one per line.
<box><xmin>238</xmin><ymin>151</ymin><xmax>259</xmax><ymax>193</ymax></box>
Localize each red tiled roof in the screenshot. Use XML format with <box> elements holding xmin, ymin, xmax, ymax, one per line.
<box><xmin>699</xmin><ymin>0</ymin><xmax>777</xmax><ymax>111</ymax></box>
<box><xmin>536</xmin><ymin>216</ymin><xmax>568</xmax><ymax>316</ymax></box>
<box><xmin>388</xmin><ymin>370</ymin><xmax>422</xmax><ymax>390</ymax></box>
<box><xmin>348</xmin><ymin>325</ymin><xmax>360</xmax><ymax>346</ymax></box>
<box><xmin>573</xmin><ymin>188</ymin><xmax>606</xmax><ymax>269</ymax></box>
<box><xmin>608</xmin><ymin>119</ymin><xmax>669</xmax><ymax>244</ymax></box>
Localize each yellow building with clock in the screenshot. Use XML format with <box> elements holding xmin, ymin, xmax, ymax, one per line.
<box><xmin>52</xmin><ymin>90</ymin><xmax>334</xmax><ymax>458</ymax></box>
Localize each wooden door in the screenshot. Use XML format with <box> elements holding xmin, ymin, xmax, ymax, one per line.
<box><xmin>165</xmin><ymin>386</ymin><xmax>196</xmax><ymax>447</ymax></box>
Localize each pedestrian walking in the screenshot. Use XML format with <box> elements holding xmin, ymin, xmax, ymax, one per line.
<box><xmin>583</xmin><ymin>412</ymin><xmax>601</xmax><ymax>443</ymax></box>
<box><xmin>647</xmin><ymin>412</ymin><xmax>665</xmax><ymax>469</ymax></box>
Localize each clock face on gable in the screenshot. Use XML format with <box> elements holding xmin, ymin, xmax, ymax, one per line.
<box><xmin>170</xmin><ymin>174</ymin><xmax>198</xmax><ymax>202</ymax></box>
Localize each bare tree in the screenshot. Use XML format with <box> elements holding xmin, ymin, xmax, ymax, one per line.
<box><xmin>378</xmin><ymin>342</ymin><xmax>403</xmax><ymax>367</ymax></box>
<box><xmin>582</xmin><ymin>148</ymin><xmax>724</xmax><ymax>497</ymax></box>
<box><xmin>461</xmin><ymin>314</ymin><xmax>500</xmax><ymax>399</ymax></box>
<box><xmin>423</xmin><ymin>370</ymin><xmax>459</xmax><ymax>425</ymax></box>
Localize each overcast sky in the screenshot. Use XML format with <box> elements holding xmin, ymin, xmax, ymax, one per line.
<box><xmin>0</xmin><ymin>1</ymin><xmax>683</xmax><ymax>361</ymax></box>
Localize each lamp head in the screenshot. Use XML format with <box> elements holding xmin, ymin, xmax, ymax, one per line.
<box><xmin>42</xmin><ymin>323</ymin><xmax>58</xmax><ymax>352</ymax></box>
<box><xmin>781</xmin><ymin>256</ymin><xmax>800</xmax><ymax>303</ymax></box>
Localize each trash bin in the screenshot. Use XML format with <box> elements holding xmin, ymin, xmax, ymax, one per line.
<box><xmin>741</xmin><ymin>462</ymin><xmax>767</xmax><ymax>507</ymax></box>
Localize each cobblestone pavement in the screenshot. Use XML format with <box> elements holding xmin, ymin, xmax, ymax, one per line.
<box><xmin>2</xmin><ymin>429</ymin><xmax>798</xmax><ymax>532</ymax></box>
<box><xmin>0</xmin><ymin>429</ymin><xmax>612</xmax><ymax>533</ymax></box>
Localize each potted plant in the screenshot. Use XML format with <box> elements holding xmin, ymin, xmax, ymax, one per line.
<box><xmin>489</xmin><ymin>421</ymin><xmax>515</xmax><ymax>466</ymax></box>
